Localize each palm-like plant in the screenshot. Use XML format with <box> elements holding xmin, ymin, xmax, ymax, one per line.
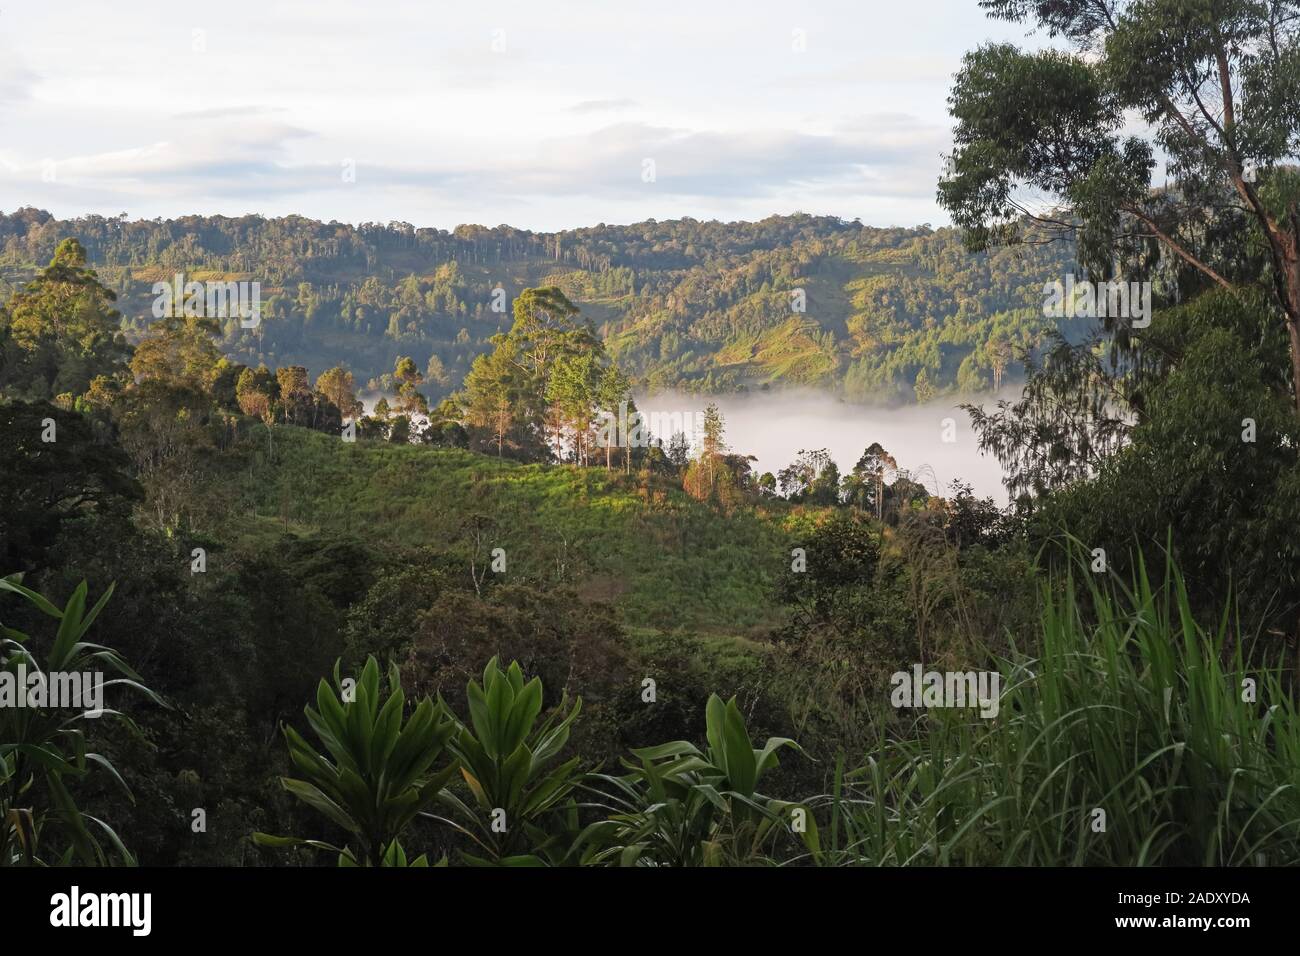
<box><xmin>254</xmin><ymin>656</ymin><xmax>458</xmax><ymax>866</ymax></box>
<box><xmin>0</xmin><ymin>574</ymin><xmax>163</xmax><ymax>866</ymax></box>
<box><xmin>581</xmin><ymin>694</ymin><xmax>806</xmax><ymax>866</ymax></box>
<box><xmin>431</xmin><ymin>657</ymin><xmax>582</xmax><ymax>865</ymax></box>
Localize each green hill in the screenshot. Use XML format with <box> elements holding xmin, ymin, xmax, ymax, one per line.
<box><xmin>213</xmin><ymin>424</ymin><xmax>804</xmax><ymax>634</ymax></box>
<box><xmin>0</xmin><ymin>209</ymin><xmax>1085</xmax><ymax>403</ymax></box>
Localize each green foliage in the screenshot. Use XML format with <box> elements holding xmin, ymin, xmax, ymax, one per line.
<box><xmin>777</xmin><ymin>448</ymin><xmax>842</xmax><ymax>505</ymax></box>
<box><xmin>774</xmin><ymin>506</ymin><xmax>1036</xmax><ymax>753</ymax></box>
<box><xmin>8</xmin><ymin>209</ymin><xmax>1299</xmax><ymax>872</ymax></box>
<box><xmin>778</xmin><ymin>512</ymin><xmax>881</xmax><ymax>619</ymax></box>
<box><xmin>0</xmin><ymin>400</ymin><xmax>141</xmax><ymax>573</ymax></box>
<box><xmin>253</xmin><ymin>656</ymin><xmax>458</xmax><ymax>867</ymax></box>
<box><xmin>942</xmin><ymin>0</ymin><xmax>1300</xmax><ymax>408</ymax></box>
<box><xmin>813</xmin><ymin>548</ymin><xmax>1300</xmax><ymax>866</ymax></box>
<box><xmin>434</xmin><ymin>657</ymin><xmax>582</xmax><ymax>865</ymax></box>
<box><xmin>1037</xmin><ymin>288</ymin><xmax>1300</xmax><ymax>628</ymax></box>
<box><xmin>255</xmin><ymin>549</ymin><xmax>1300</xmax><ymax>868</ymax></box>
<box><xmin>0</xmin><ymin>238</ymin><xmax>131</xmax><ymax>402</ymax></box>
<box><xmin>1</xmin><ymin>212</ymin><xmax>1078</xmax><ymax>403</ymax></box>
<box><xmin>0</xmin><ymin>575</ymin><xmax>163</xmax><ymax>866</ymax></box>
<box><xmin>221</xmin><ymin>425</ymin><xmax>791</xmax><ymax>631</ymax></box>
<box><xmin>130</xmin><ymin>315</ymin><xmax>223</xmax><ymax>390</ymax></box>
<box><xmin>581</xmin><ymin>694</ymin><xmax>804</xmax><ymax>866</ymax></box>
<box><xmin>962</xmin><ymin>330</ymin><xmax>1131</xmax><ymax>498</ymax></box>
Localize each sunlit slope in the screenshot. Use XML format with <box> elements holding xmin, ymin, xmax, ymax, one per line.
<box><xmin>223</xmin><ymin>425</ymin><xmax>797</xmax><ymax>632</ymax></box>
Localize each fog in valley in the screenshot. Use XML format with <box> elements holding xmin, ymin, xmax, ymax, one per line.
<box><xmin>635</xmin><ymin>388</ymin><xmax>1019</xmax><ymax>503</ymax></box>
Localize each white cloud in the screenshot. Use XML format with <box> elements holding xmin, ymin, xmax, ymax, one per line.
<box><xmin>566</xmin><ymin>98</ymin><xmax>641</xmax><ymax>114</ymax></box>
<box><xmin>0</xmin><ymin>0</ymin><xmax>1037</xmax><ymax>228</ymax></box>
<box><xmin>0</xmin><ymin>56</ymin><xmax>38</xmax><ymax>108</ymax></box>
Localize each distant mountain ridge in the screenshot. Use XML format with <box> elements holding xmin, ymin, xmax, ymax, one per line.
<box><xmin>0</xmin><ymin>208</ymin><xmax>1085</xmax><ymax>403</ymax></box>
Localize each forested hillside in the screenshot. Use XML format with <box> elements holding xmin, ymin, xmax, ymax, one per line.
<box><xmin>8</xmin><ymin>0</ymin><xmax>1300</xmax><ymax>882</ymax></box>
<box><xmin>0</xmin><ymin>209</ymin><xmax>1081</xmax><ymax>403</ymax></box>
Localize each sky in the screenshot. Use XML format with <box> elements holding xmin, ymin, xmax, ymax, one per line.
<box><xmin>0</xmin><ymin>0</ymin><xmax>1042</xmax><ymax>232</ymax></box>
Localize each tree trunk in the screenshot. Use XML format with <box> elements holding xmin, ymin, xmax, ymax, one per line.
<box><xmin>1289</xmin><ymin>254</ymin><xmax>1300</xmax><ymax>415</ymax></box>
<box><xmin>1289</xmin><ymin>318</ymin><xmax>1300</xmax><ymax>416</ymax></box>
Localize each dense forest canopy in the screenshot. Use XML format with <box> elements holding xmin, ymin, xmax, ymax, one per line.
<box><xmin>0</xmin><ymin>208</ymin><xmax>1083</xmax><ymax>403</ymax></box>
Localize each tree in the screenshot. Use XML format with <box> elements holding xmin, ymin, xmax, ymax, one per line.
<box><xmin>459</xmin><ymin>335</ymin><xmax>545</xmax><ymax>460</ymax></box>
<box><xmin>0</xmin><ymin>238</ymin><xmax>130</xmax><ymax>401</ymax></box>
<box><xmin>962</xmin><ymin>332</ymin><xmax>1130</xmax><ymax>498</ymax></box>
<box><xmin>666</xmin><ymin>431</ymin><xmax>690</xmax><ymax>470</ymax></box>
<box><xmin>388</xmin><ymin>415</ymin><xmax>412</xmax><ymax>444</ymax></box>
<box><xmin>701</xmin><ymin>403</ymin><xmax>725</xmax><ymax>459</ymax></box>
<box><xmin>422</xmin><ymin>397</ymin><xmax>469</xmax><ymax>448</ymax></box>
<box><xmin>0</xmin><ymin>401</ymin><xmax>141</xmax><ymax>572</ymax></box>
<box><xmin>425</xmin><ymin>353</ymin><xmax>450</xmax><ymax>388</ymax></box>
<box><xmin>989</xmin><ymin>337</ymin><xmax>1013</xmax><ymax>391</ymax></box>
<box><xmin>913</xmin><ymin>367</ymin><xmax>936</xmax><ymax>403</ymax></box>
<box><xmin>595</xmin><ymin>365</ymin><xmax>632</xmax><ymax>470</ymax></box>
<box><xmin>1041</xmin><ymin>287</ymin><xmax>1300</xmax><ymax>630</ymax></box>
<box><xmin>778</xmin><ymin>512</ymin><xmax>881</xmax><ymax>622</ymax></box>
<box><xmin>392</xmin><ymin>355</ymin><xmax>428</xmax><ymax>418</ymax></box>
<box><xmin>944</xmin><ymin>480</ymin><xmax>1010</xmax><ymax>550</ymax></box>
<box><xmin>810</xmin><ymin>459</ymin><xmax>842</xmax><ymax>506</ymax></box>
<box><xmin>114</xmin><ymin>380</ymin><xmax>215</xmax><ymax>530</ymax></box>
<box><xmin>853</xmin><ymin>443</ymin><xmax>897</xmax><ymax>521</ymax></box>
<box><xmin>275</xmin><ymin>366</ymin><xmax>313</xmax><ymax>426</ymax></box>
<box><xmin>505</xmin><ymin>287</ymin><xmax>598</xmax><ymax>382</ymax></box>
<box><xmin>778</xmin><ymin>448</ymin><xmax>834</xmax><ymax>501</ymax></box>
<box><xmin>683</xmin><ymin>403</ymin><xmax>734</xmax><ymax>505</ymax></box>
<box><xmin>209</xmin><ymin>358</ymin><xmax>245</xmax><ymax>412</ymax></box>
<box><xmin>940</xmin><ymin>0</ymin><xmax>1300</xmax><ymax>411</ymax></box>
<box><xmin>455</xmin><ymin>286</ymin><xmax>604</xmax><ymax>462</ymax></box>
<box><xmin>546</xmin><ymin>352</ymin><xmax>600</xmax><ymax>464</ymax></box>
<box><xmin>130</xmin><ymin>315</ymin><xmax>223</xmax><ymax>390</ymax></box>
<box><xmin>236</xmin><ymin>364</ymin><xmax>278</xmax><ymax>424</ymax></box>
<box><xmin>489</xmin><ymin>395</ymin><xmax>513</xmax><ymax>457</ymax></box>
<box><xmin>884</xmin><ymin>470</ymin><xmax>933</xmax><ymax>525</ymax></box>
<box><xmin>316</xmin><ymin>365</ymin><xmax>364</xmax><ymax>420</ymax></box>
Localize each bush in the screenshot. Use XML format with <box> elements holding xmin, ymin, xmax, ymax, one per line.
<box><xmin>814</xmin><ymin>550</ymin><xmax>1300</xmax><ymax>865</ymax></box>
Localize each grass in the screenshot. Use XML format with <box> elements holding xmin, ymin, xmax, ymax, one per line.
<box><xmin>218</xmin><ymin>424</ymin><xmax>797</xmax><ymax>632</ymax></box>
<box><xmin>206</xmin><ymin>427</ymin><xmax>1300</xmax><ymax>867</ymax></box>
<box><xmin>810</xmin><ymin>551</ymin><xmax>1300</xmax><ymax>866</ymax></box>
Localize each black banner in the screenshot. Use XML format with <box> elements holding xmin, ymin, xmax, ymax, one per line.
<box><xmin>3</xmin><ymin>866</ymin><xmax>1285</xmax><ymax>941</ymax></box>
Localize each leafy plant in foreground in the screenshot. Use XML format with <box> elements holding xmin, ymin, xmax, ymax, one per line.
<box><xmin>253</xmin><ymin>656</ymin><xmax>458</xmax><ymax>866</ymax></box>
<box><xmin>431</xmin><ymin>656</ymin><xmax>582</xmax><ymax>865</ymax></box>
<box><xmin>582</xmin><ymin>694</ymin><xmax>806</xmax><ymax>866</ymax></box>
<box><xmin>0</xmin><ymin>575</ymin><xmax>163</xmax><ymax>866</ymax></box>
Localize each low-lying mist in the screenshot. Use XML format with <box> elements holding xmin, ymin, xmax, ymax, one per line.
<box><xmin>635</xmin><ymin>388</ymin><xmax>1019</xmax><ymax>502</ymax></box>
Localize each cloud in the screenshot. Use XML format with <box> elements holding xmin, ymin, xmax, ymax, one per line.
<box><xmin>566</xmin><ymin>98</ymin><xmax>641</xmax><ymax>114</ymax></box>
<box><xmin>775</xmin><ymin>55</ymin><xmax>957</xmax><ymax>90</ymax></box>
<box><xmin>170</xmin><ymin>105</ymin><xmax>292</xmax><ymax>121</ymax></box>
<box><xmin>0</xmin><ymin>0</ymin><xmax>1009</xmax><ymax>227</ymax></box>
<box><xmin>2</xmin><ymin>113</ymin><xmax>949</xmax><ymax>226</ymax></box>
<box><xmin>0</xmin><ymin>57</ymin><xmax>38</xmax><ymax>108</ymax></box>
<box><xmin>425</xmin><ymin>42</ymin><xmax>532</xmax><ymax>90</ymax></box>
<box><xmin>269</xmin><ymin>116</ymin><xmax>949</xmax><ymax>210</ymax></box>
<box><xmin>477</xmin><ymin>117</ymin><xmax>948</xmax><ymax>201</ymax></box>
<box><xmin>2</xmin><ymin>114</ymin><xmax>321</xmax><ymax>203</ymax></box>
